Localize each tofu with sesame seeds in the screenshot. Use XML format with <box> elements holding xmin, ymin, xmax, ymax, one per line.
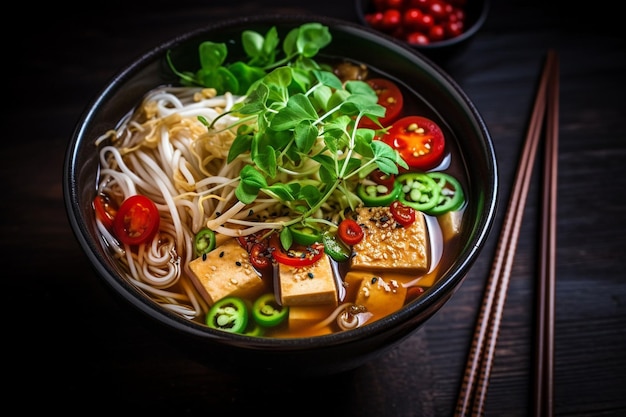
<box><xmin>188</xmin><ymin>239</ymin><xmax>267</xmax><ymax>305</ymax></box>
<box><xmin>351</xmin><ymin>206</ymin><xmax>429</xmax><ymax>273</ymax></box>
<box><xmin>278</xmin><ymin>255</ymin><xmax>339</xmax><ymax>307</ymax></box>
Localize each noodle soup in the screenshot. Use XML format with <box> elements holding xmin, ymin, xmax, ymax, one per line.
<box><xmin>92</xmin><ymin>23</ymin><xmax>468</xmax><ymax>338</ymax></box>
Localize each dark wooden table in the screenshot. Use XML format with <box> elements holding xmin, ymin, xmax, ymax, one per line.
<box><xmin>5</xmin><ymin>1</ymin><xmax>625</xmax><ymax>415</ymax></box>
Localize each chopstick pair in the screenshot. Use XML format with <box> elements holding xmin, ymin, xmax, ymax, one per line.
<box><xmin>454</xmin><ymin>49</ymin><xmax>559</xmax><ymax>417</ymax></box>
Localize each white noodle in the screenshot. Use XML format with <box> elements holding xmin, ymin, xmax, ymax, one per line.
<box><xmin>93</xmin><ymin>83</ymin><xmax>378</xmax><ymax>327</ymax></box>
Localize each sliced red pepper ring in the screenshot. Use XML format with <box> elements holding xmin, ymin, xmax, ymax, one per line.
<box><xmin>252</xmin><ymin>293</ymin><xmax>289</xmax><ymax>327</ymax></box>
<box><xmin>338</xmin><ymin>218</ymin><xmax>364</xmax><ymax>246</ymax></box>
<box><xmin>390</xmin><ymin>201</ymin><xmax>416</xmax><ymax>227</ymax></box>
<box><xmin>93</xmin><ymin>194</ymin><xmax>116</xmax><ymax>230</ymax></box>
<box><xmin>249</xmin><ymin>242</ymin><xmax>272</xmax><ymax>271</ymax></box>
<box><xmin>269</xmin><ymin>233</ymin><xmax>324</xmax><ymax>267</ymax></box>
<box><xmin>424</xmin><ymin>172</ymin><xmax>466</xmax><ymax>215</ymax></box>
<box><xmin>206</xmin><ymin>296</ymin><xmax>249</xmax><ymax>334</ymax></box>
<box><xmin>397</xmin><ymin>172</ymin><xmax>441</xmax><ymax>212</ymax></box>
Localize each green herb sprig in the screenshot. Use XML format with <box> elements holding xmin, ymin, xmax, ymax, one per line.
<box><xmin>167</xmin><ymin>23</ymin><xmax>334</xmax><ymax>96</ymax></box>
<box><xmin>168</xmin><ymin>22</ymin><xmax>408</xmax><ymax>246</ymax></box>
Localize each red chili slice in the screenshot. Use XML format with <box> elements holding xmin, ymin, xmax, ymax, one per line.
<box><xmin>390</xmin><ymin>201</ymin><xmax>416</xmax><ymax>227</ymax></box>
<box><xmin>337</xmin><ymin>219</ymin><xmax>364</xmax><ymax>246</ymax></box>
<box><xmin>249</xmin><ymin>242</ymin><xmax>272</xmax><ymax>271</ymax></box>
<box><xmin>269</xmin><ymin>233</ymin><xmax>324</xmax><ymax>268</ymax></box>
<box><xmin>93</xmin><ymin>194</ymin><xmax>116</xmax><ymax>230</ymax></box>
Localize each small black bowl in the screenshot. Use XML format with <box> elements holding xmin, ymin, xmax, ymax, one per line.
<box><xmin>355</xmin><ymin>0</ymin><xmax>490</xmax><ymax>64</ymax></box>
<box><xmin>64</xmin><ymin>14</ymin><xmax>497</xmax><ymax>377</ymax></box>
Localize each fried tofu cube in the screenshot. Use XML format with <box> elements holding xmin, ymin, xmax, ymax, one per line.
<box><xmin>438</xmin><ymin>210</ymin><xmax>463</xmax><ymax>242</ymax></box>
<box><xmin>351</xmin><ymin>206</ymin><xmax>429</xmax><ymax>273</ymax></box>
<box><xmin>354</xmin><ymin>275</ymin><xmax>407</xmax><ymax>319</ymax></box>
<box><xmin>343</xmin><ymin>270</ymin><xmax>378</xmax><ymax>302</ymax></box>
<box><xmin>287</xmin><ymin>304</ymin><xmax>337</xmax><ymax>330</ymax></box>
<box><xmin>188</xmin><ymin>239</ymin><xmax>266</xmax><ymax>305</ymax></box>
<box><xmin>278</xmin><ymin>255</ymin><xmax>338</xmax><ymax>306</ymax></box>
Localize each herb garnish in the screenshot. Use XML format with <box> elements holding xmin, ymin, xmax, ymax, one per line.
<box><xmin>167</xmin><ymin>22</ymin><xmax>408</xmax><ymax>248</ymax></box>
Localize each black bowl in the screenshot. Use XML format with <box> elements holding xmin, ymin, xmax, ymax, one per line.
<box><xmin>355</xmin><ymin>0</ymin><xmax>490</xmax><ymax>64</ymax></box>
<box><xmin>63</xmin><ymin>14</ymin><xmax>497</xmax><ymax>377</ymax></box>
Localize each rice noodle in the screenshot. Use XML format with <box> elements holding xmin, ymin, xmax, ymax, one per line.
<box><xmin>95</xmin><ymin>85</ymin><xmax>350</xmax><ymax>321</ymax></box>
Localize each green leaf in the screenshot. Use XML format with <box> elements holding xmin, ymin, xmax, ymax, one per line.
<box><xmin>289</xmin><ymin>67</ymin><xmax>315</xmax><ymax>94</ymax></box>
<box><xmin>265</xmin><ymin>182</ymin><xmax>299</xmax><ymax>201</ymax></box>
<box><xmin>318</xmin><ymin>164</ymin><xmax>336</xmax><ymax>185</ymax></box>
<box><xmin>227</xmin><ymin>62</ymin><xmax>266</xmax><ymax>95</ymax></box>
<box><xmin>311</xmin><ymin>84</ymin><xmax>333</xmax><ymax>112</ymax></box>
<box><xmin>241</xmin><ymin>30</ymin><xmax>265</xmax><ymax>61</ymax></box>
<box><xmin>327</xmin><ymin>89</ymin><xmax>352</xmax><ymax>112</ymax></box>
<box><xmin>252</xmin><ymin>144</ymin><xmax>277</xmax><ymax>178</ymax></box>
<box><xmin>345</xmin><ymin>79</ymin><xmax>378</xmax><ymax>99</ymax></box>
<box><xmin>198</xmin><ymin>67</ymin><xmax>239</xmax><ymax>95</ymax></box>
<box><xmin>236</xmin><ymin>165</ymin><xmax>268</xmax><ymax>204</ymax></box>
<box><xmin>262</xmin><ymin>27</ymin><xmax>280</xmax><ymax>58</ymax></box>
<box><xmin>198</xmin><ymin>41</ymin><xmax>228</xmax><ymax>70</ymax></box>
<box><xmin>353</xmin><ymin>128</ymin><xmax>375</xmax><ymax>158</ymax></box>
<box><xmin>296</xmin><ymin>23</ymin><xmax>332</xmax><ymax>58</ymax></box>
<box><xmin>280</xmin><ymin>227</ymin><xmax>293</xmax><ymax>250</ymax></box>
<box><xmin>371</xmin><ymin>140</ymin><xmax>407</xmax><ymax>172</ymax></box>
<box><xmin>282</xmin><ymin>27</ymin><xmax>299</xmax><ymax>57</ymax></box>
<box><xmin>264</xmin><ymin>66</ymin><xmax>293</xmax><ymax>93</ymax></box>
<box><xmin>341</xmin><ymin>157</ymin><xmax>363</xmax><ymax>176</ymax></box>
<box><xmin>313</xmin><ymin>69</ymin><xmax>344</xmax><ymax>90</ymax></box>
<box><xmin>271</xmin><ymin>94</ymin><xmax>318</xmax><ymax>130</ymax></box>
<box><xmin>299</xmin><ymin>184</ymin><xmax>323</xmax><ymax>208</ymax></box>
<box><xmin>235</xmin><ymin>83</ymin><xmax>269</xmax><ymax>115</ymax></box>
<box><xmin>227</xmin><ymin>134</ymin><xmax>253</xmax><ymax>163</ymax></box>
<box><xmin>294</xmin><ymin>121</ymin><xmax>318</xmax><ymax>154</ymax></box>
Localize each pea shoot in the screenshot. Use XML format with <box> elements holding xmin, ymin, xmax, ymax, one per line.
<box><xmin>167</xmin><ymin>22</ymin><xmax>408</xmax><ymax>246</ymax></box>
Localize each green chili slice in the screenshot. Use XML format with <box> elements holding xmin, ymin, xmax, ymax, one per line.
<box><xmin>206</xmin><ymin>296</ymin><xmax>249</xmax><ymax>334</ymax></box>
<box><xmin>322</xmin><ymin>231</ymin><xmax>351</xmax><ymax>262</ymax></box>
<box><xmin>194</xmin><ymin>227</ymin><xmax>216</xmax><ymax>257</ymax></box>
<box><xmin>252</xmin><ymin>293</ymin><xmax>289</xmax><ymax>327</ymax></box>
<box><xmin>424</xmin><ymin>172</ymin><xmax>465</xmax><ymax>215</ymax></box>
<box><xmin>397</xmin><ymin>172</ymin><xmax>441</xmax><ymax>212</ymax></box>
<box><xmin>288</xmin><ymin>224</ymin><xmax>322</xmax><ymax>246</ymax></box>
<box><xmin>357</xmin><ymin>181</ymin><xmax>402</xmax><ymax>207</ymax></box>
<box><xmin>242</xmin><ymin>321</ymin><xmax>265</xmax><ymax>337</ymax></box>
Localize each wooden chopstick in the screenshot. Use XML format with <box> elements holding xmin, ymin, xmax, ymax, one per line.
<box><xmin>532</xmin><ymin>51</ymin><xmax>559</xmax><ymax>417</ymax></box>
<box><xmin>454</xmin><ymin>49</ymin><xmax>558</xmax><ymax>417</ymax></box>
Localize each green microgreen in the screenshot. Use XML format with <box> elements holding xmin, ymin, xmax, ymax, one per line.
<box><xmin>167</xmin><ymin>22</ymin><xmax>409</xmax><ymax>245</ymax></box>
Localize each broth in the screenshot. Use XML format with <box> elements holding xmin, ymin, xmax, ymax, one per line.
<box><xmin>93</xmin><ymin>57</ymin><xmax>467</xmax><ymax>338</ymax></box>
